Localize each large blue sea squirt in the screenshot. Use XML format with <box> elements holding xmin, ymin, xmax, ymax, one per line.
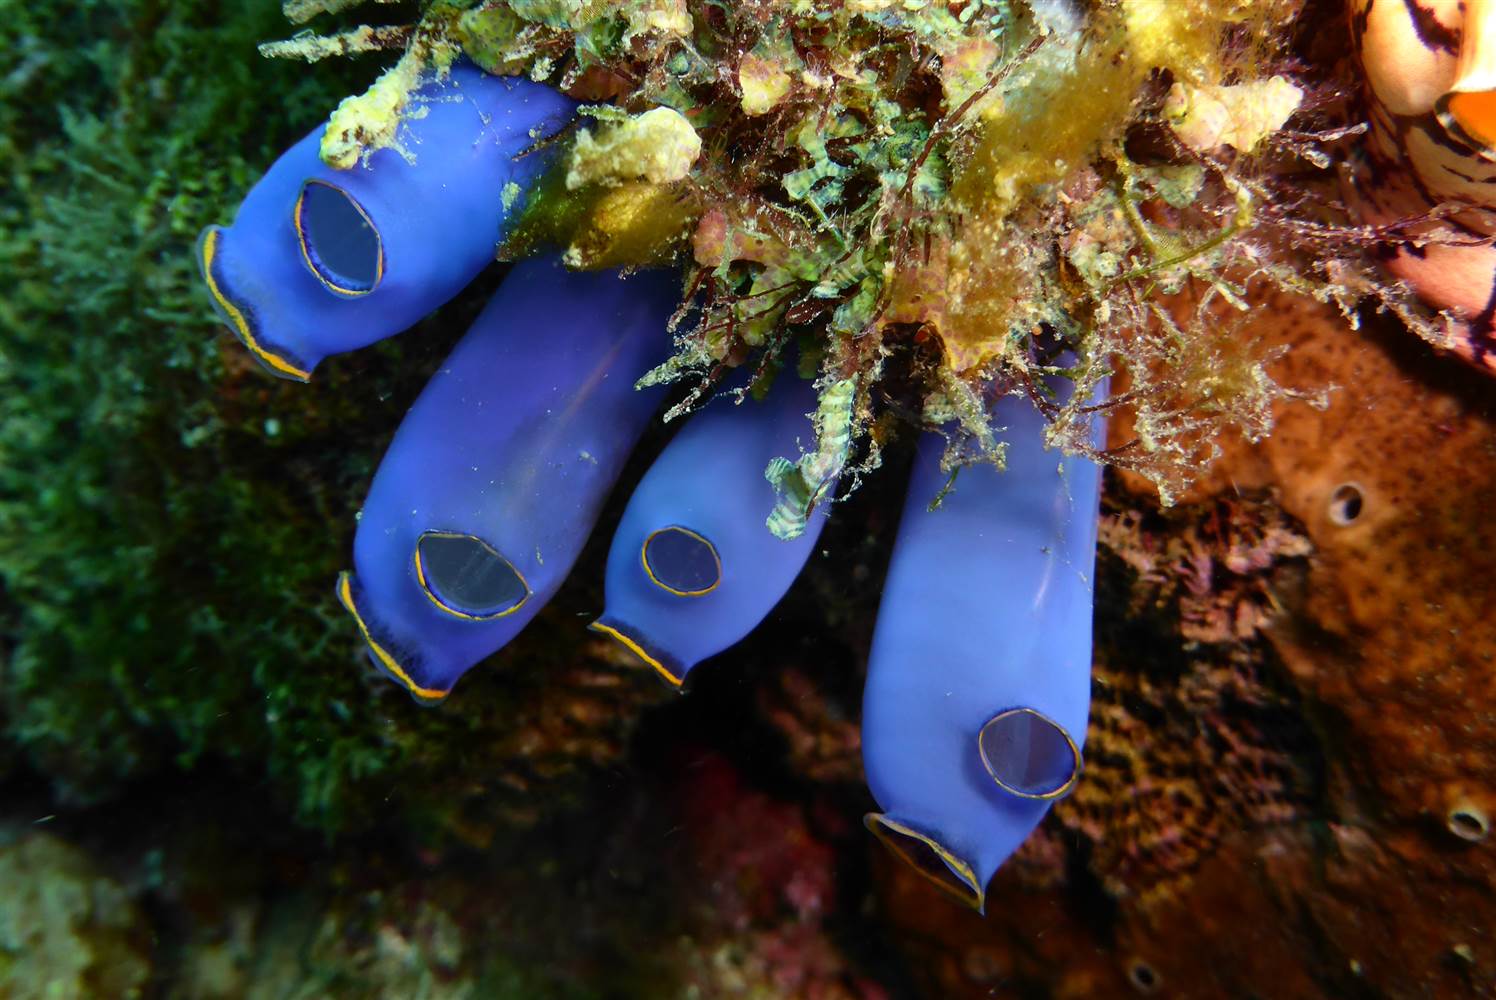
<box><xmin>863</xmin><ymin>385</ymin><xmax>1104</xmax><ymax>911</ymax></box>
<box><xmin>197</xmin><ymin>63</ymin><xmax>572</xmax><ymax>381</ymax></box>
<box><xmin>339</xmin><ymin>257</ymin><xmax>677</xmax><ymax>701</ymax></box>
<box><xmin>591</xmin><ymin>373</ymin><xmax>833</xmax><ymax>687</ymax></box>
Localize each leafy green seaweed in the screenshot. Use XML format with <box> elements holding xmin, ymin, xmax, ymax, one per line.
<box><xmin>0</xmin><ymin>0</ymin><xmax>539</xmax><ymax>834</ymax></box>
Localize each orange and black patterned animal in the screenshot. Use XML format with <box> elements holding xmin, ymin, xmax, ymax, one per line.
<box><xmin>1350</xmin><ymin>0</ymin><xmax>1496</xmax><ymax>372</ymax></box>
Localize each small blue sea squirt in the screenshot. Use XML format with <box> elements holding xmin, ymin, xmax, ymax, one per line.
<box><xmin>591</xmin><ymin>373</ymin><xmax>833</xmax><ymax>687</ymax></box>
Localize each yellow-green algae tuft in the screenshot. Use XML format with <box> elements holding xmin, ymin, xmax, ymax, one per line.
<box><xmin>261</xmin><ymin>0</ymin><xmax>1383</xmax><ymax>502</ymax></box>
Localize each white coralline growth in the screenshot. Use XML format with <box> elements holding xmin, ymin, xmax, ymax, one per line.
<box><xmin>566</xmin><ymin>107</ymin><xmax>703</xmax><ymax>189</ymax></box>
<box><xmin>1164</xmin><ymin>76</ymin><xmax>1304</xmax><ymax>154</ymax></box>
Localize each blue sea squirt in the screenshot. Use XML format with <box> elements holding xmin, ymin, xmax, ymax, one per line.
<box><xmin>592</xmin><ymin>372</ymin><xmax>837</xmax><ymax>688</ymax></box>
<box><xmin>338</xmin><ymin>257</ymin><xmax>679</xmax><ymax>700</ymax></box>
<box><xmin>199</xmin><ymin>0</ymin><xmax>1373</xmax><ymax>906</ymax></box>
<box><xmin>198</xmin><ymin>63</ymin><xmax>573</xmax><ymax>380</ymax></box>
<box><xmin>864</xmin><ymin>383</ymin><xmax>1104</xmax><ymax>911</ymax></box>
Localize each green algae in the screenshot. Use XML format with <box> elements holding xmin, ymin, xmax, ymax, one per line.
<box><xmin>0</xmin><ymin>0</ymin><xmax>374</xmax><ymax>820</ymax></box>
<box><xmin>0</xmin><ymin>0</ymin><xmax>653</xmax><ymax>841</ymax></box>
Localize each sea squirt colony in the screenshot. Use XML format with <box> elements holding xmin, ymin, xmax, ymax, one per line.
<box><xmin>199</xmin><ymin>0</ymin><xmax>1496</xmax><ymax>907</ymax></box>
<box><xmin>201</xmin><ymin>57</ymin><xmax>1100</xmax><ymax>911</ymax></box>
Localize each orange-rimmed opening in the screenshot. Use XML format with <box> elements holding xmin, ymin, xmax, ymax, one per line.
<box><xmin>294</xmin><ymin>180</ymin><xmax>384</xmax><ymax>296</ymax></box>
<box><xmin>336</xmin><ymin>571</ymin><xmax>449</xmax><ymax>703</ymax></box>
<box><xmin>197</xmin><ymin>226</ymin><xmax>312</xmax><ymax>381</ymax></box>
<box><xmin>413</xmin><ymin>531</ymin><xmax>529</xmax><ymax>621</ymax></box>
<box><xmin>641</xmin><ymin>526</ymin><xmax>722</xmax><ymax>597</ymax></box>
<box><xmin>977</xmin><ymin>707</ymin><xmax>1082</xmax><ymax>800</ymax></box>
<box><xmin>587</xmin><ymin>620</ymin><xmax>685</xmax><ymax>688</ymax></box>
<box><xmin>865</xmin><ymin>814</ymin><xmax>985</xmax><ymax>911</ymax></box>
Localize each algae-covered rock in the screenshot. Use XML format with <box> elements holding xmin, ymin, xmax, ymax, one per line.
<box><xmin>0</xmin><ymin>833</ymin><xmax>150</xmax><ymax>999</ymax></box>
